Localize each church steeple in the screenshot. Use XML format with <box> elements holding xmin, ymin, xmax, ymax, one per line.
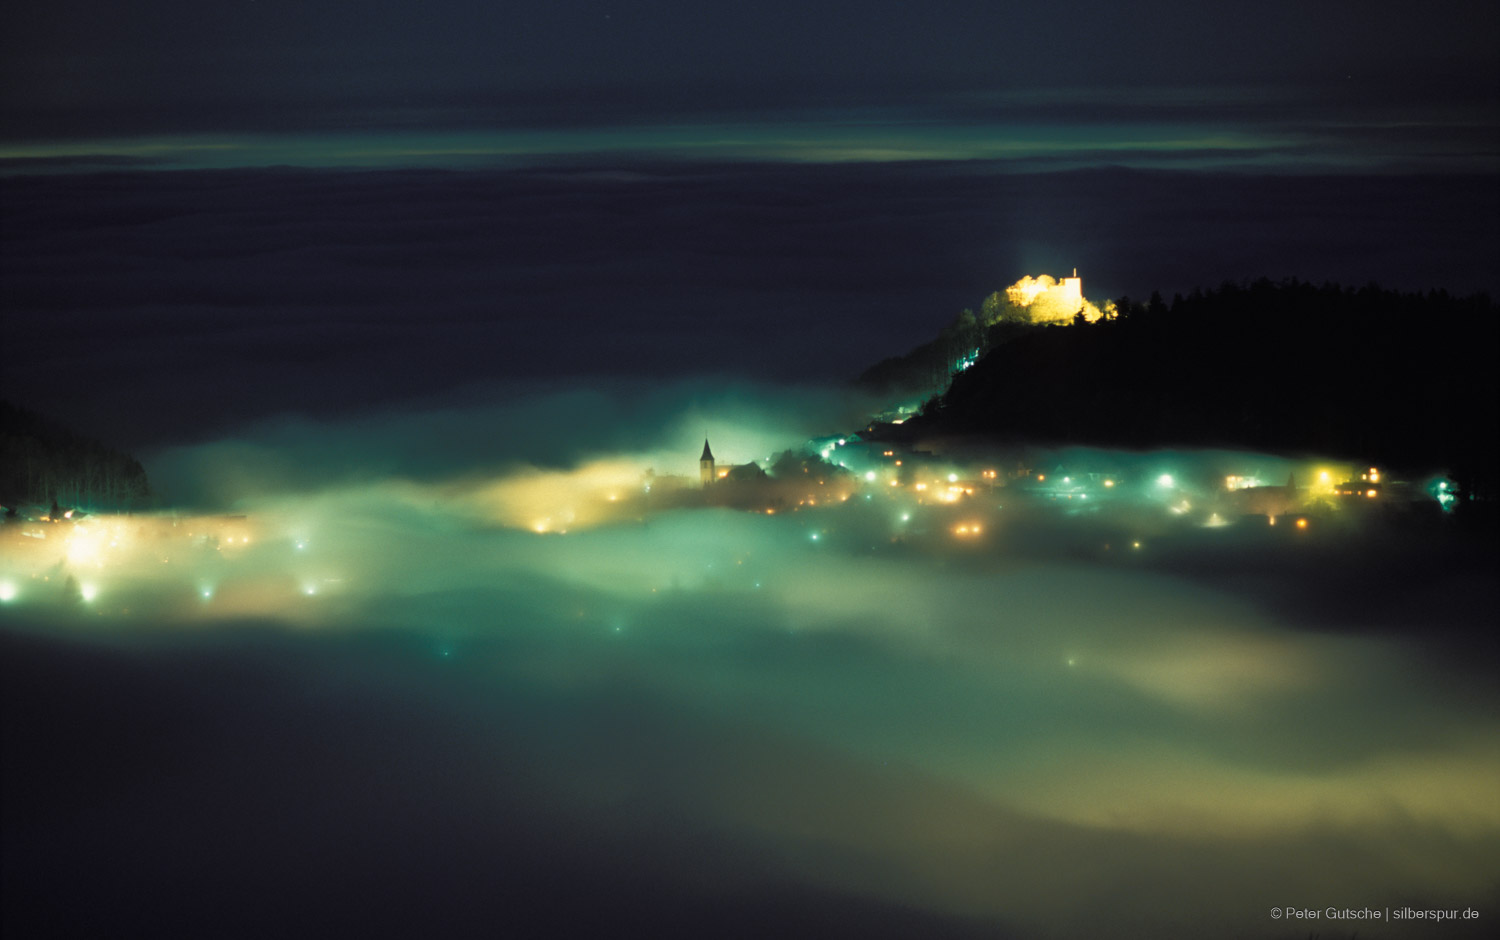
<box><xmin>700</xmin><ymin>438</ymin><xmax>715</xmax><ymax>486</ymax></box>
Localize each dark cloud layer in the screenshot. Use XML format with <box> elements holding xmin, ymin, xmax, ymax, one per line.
<box><xmin>4</xmin><ymin>1</ymin><xmax>1495</xmax><ymax>140</ymax></box>
<box><xmin>4</xmin><ymin>162</ymin><xmax>1496</xmax><ymax>446</ymax></box>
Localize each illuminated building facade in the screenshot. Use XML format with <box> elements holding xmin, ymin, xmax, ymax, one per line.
<box><xmin>1004</xmin><ymin>271</ymin><xmax>1092</xmax><ymax>322</ymax></box>
<box><xmin>1057</xmin><ymin>268</ymin><xmax>1083</xmax><ymax>312</ymax></box>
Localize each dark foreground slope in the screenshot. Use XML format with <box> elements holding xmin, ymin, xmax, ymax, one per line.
<box><xmin>900</xmin><ymin>281</ymin><xmax>1498</xmax><ymax>491</ymax></box>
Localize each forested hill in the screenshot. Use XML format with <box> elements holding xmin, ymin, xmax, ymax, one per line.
<box><xmin>0</xmin><ymin>402</ymin><xmax>151</xmax><ymax>511</ymax></box>
<box><xmin>895</xmin><ymin>280</ymin><xmax>1498</xmax><ymax>489</ymax></box>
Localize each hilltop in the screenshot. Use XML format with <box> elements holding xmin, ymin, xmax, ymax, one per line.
<box><xmin>866</xmin><ymin>279</ymin><xmax>1498</xmax><ymax>495</ymax></box>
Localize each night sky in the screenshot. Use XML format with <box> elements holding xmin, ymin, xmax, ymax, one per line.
<box><xmin>4</xmin><ymin>1</ymin><xmax>1499</xmax><ymax>442</ymax></box>
<box><xmin>5</xmin><ymin>1</ymin><xmax>1497</xmax><ymax>146</ymax></box>
<box><xmin>4</xmin><ymin>4</ymin><xmax>1500</xmax><ymax>939</ymax></box>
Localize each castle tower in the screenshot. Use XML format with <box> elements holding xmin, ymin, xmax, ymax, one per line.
<box><xmin>700</xmin><ymin>438</ymin><xmax>715</xmax><ymax>487</ymax></box>
<box><xmin>1058</xmin><ymin>267</ymin><xmax>1083</xmax><ymax>312</ymax></box>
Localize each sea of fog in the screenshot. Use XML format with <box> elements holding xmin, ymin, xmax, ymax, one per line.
<box><xmin>4</xmin><ymin>381</ymin><xmax>1498</xmax><ymax>939</ymax></box>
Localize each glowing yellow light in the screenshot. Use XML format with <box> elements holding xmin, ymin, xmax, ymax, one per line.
<box><xmin>80</xmin><ymin>583</ymin><xmax>98</xmax><ymax>602</ymax></box>
<box><xmin>1296</xmin><ymin>518</ymin><xmax>1308</xmax><ymax>529</ymax></box>
<box><xmin>0</xmin><ymin>582</ymin><xmax>16</xmax><ymax>602</ymax></box>
<box><xmin>914</xmin><ymin>483</ymin><xmax>927</xmax><ymax>491</ymax></box>
<box><xmin>1104</xmin><ymin>479</ymin><xmax>1114</xmax><ymax>487</ymax></box>
<box><xmin>1037</xmin><ymin>475</ymin><xmax>1045</xmax><ymax>482</ymax></box>
<box><xmin>888</xmin><ymin>480</ymin><xmax>899</xmax><ymax>487</ymax></box>
<box><xmin>1268</xmin><ymin>516</ymin><xmax>1276</xmax><ymax>526</ymax></box>
<box><xmin>66</xmin><ymin>529</ymin><xmax>106</xmax><ymax>566</ymax></box>
<box><xmin>1366</xmin><ymin>489</ymin><xmax>1377</xmax><ymax>498</ymax></box>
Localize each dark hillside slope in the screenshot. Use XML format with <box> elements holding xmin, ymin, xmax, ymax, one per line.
<box><xmin>906</xmin><ymin>281</ymin><xmax>1497</xmax><ymax>489</ymax></box>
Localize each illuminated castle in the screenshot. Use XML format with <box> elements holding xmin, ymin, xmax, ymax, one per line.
<box><xmin>1058</xmin><ymin>268</ymin><xmax>1082</xmax><ymax>311</ymax></box>
<box><xmin>700</xmin><ymin>439</ymin><xmax>715</xmax><ymax>487</ymax></box>
<box><xmin>1004</xmin><ymin>269</ymin><xmax>1093</xmax><ymax>322</ymax></box>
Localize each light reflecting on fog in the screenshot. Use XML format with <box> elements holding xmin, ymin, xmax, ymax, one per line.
<box><xmin>3</xmin><ymin>388</ymin><xmax>1496</xmax><ymax>938</ymax></box>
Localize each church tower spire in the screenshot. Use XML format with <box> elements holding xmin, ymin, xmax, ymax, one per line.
<box><xmin>700</xmin><ymin>438</ymin><xmax>715</xmax><ymax>486</ymax></box>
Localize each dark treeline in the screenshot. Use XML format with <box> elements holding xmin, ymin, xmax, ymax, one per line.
<box><xmin>882</xmin><ymin>280</ymin><xmax>1498</xmax><ymax>493</ymax></box>
<box><xmin>0</xmin><ymin>401</ymin><xmax>151</xmax><ymax>511</ymax></box>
